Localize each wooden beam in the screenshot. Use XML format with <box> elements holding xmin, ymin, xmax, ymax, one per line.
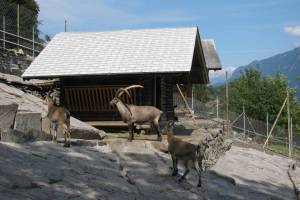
<box><xmin>176</xmin><ymin>84</ymin><xmax>195</xmax><ymax>118</ymax></box>
<box><xmin>263</xmin><ymin>96</ymin><xmax>288</xmax><ymax>148</ymax></box>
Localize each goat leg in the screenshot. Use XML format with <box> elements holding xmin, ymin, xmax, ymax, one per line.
<box><xmin>63</xmin><ymin>125</ymin><xmax>71</xmax><ymax>148</ymax></box>
<box><xmin>128</xmin><ymin>123</ymin><xmax>134</xmax><ymax>142</ymax></box>
<box><xmin>194</xmin><ymin>161</ymin><xmax>203</xmax><ymax>187</ymax></box>
<box><xmin>50</xmin><ymin>123</ymin><xmax>53</xmax><ymax>140</ymax></box>
<box><xmin>179</xmin><ymin>169</ymin><xmax>190</xmax><ymax>182</ymax></box>
<box><xmin>179</xmin><ymin>161</ymin><xmax>190</xmax><ymax>182</ymax></box>
<box><xmin>53</xmin><ymin>123</ymin><xmax>58</xmax><ymax>142</ymax></box>
<box><xmin>171</xmin><ymin>155</ymin><xmax>178</xmax><ymax>176</ymax></box>
<box><xmin>63</xmin><ymin>134</ymin><xmax>71</xmax><ymax>148</ymax></box>
<box><xmin>154</xmin><ymin>122</ymin><xmax>162</xmax><ymax>141</ymax></box>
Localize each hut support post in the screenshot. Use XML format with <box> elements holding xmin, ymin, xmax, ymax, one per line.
<box><xmin>176</xmin><ymin>84</ymin><xmax>194</xmax><ymax>118</ymax></box>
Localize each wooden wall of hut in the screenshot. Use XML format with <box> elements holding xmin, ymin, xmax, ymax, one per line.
<box><xmin>60</xmin><ymin>74</ymin><xmax>179</xmax><ymax>122</ymax></box>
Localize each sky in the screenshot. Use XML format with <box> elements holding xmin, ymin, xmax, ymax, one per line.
<box><xmin>36</xmin><ymin>0</ymin><xmax>300</xmax><ymax>71</ymax></box>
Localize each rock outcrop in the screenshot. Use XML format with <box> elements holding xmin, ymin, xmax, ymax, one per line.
<box><xmin>0</xmin><ymin>81</ymin><xmax>106</xmax><ymax>141</ymax></box>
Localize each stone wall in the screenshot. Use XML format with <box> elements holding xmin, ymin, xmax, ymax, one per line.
<box><xmin>0</xmin><ymin>49</ymin><xmax>33</xmax><ymax>77</ymax></box>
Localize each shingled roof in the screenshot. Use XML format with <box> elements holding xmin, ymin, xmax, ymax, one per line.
<box><xmin>201</xmin><ymin>39</ymin><xmax>222</xmax><ymax>70</ymax></box>
<box><xmin>22</xmin><ymin>27</ymin><xmax>221</xmax><ymax>79</ymax></box>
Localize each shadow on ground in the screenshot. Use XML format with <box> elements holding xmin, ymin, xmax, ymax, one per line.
<box><xmin>0</xmin><ymin>139</ymin><xmax>297</xmax><ymax>200</ymax></box>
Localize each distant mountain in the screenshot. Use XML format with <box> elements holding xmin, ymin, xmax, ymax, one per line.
<box><xmin>209</xmin><ymin>66</ymin><xmax>236</xmax><ymax>85</ymax></box>
<box><xmin>231</xmin><ymin>47</ymin><xmax>300</xmax><ymax>97</ymax></box>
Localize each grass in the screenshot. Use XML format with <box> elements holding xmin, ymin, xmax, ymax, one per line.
<box><xmin>267</xmin><ymin>143</ymin><xmax>300</xmax><ymax>158</ymax></box>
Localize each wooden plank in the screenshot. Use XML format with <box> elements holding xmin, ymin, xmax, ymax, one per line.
<box><xmin>80</xmin><ymin>88</ymin><xmax>86</xmax><ymax>111</ymax></box>
<box><xmin>85</xmin><ymin>120</ymin><xmax>127</xmax><ymax>127</ymax></box>
<box><xmin>87</xmin><ymin>88</ymin><xmax>93</xmax><ymax>111</ymax></box>
<box><xmin>63</xmin><ymin>85</ymin><xmax>140</xmax><ymax>113</ymax></box>
<box><xmin>99</xmin><ymin>88</ymin><xmax>105</xmax><ymax>110</ymax></box>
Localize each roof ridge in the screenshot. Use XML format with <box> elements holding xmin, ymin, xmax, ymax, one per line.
<box><xmin>56</xmin><ymin>26</ymin><xmax>198</xmax><ymax>35</ymax></box>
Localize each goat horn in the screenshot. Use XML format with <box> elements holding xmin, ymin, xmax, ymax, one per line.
<box><xmin>124</xmin><ymin>85</ymin><xmax>144</xmax><ymax>91</ymax></box>
<box><xmin>116</xmin><ymin>88</ymin><xmax>131</xmax><ymax>98</ymax></box>
<box><xmin>167</xmin><ymin>120</ymin><xmax>175</xmax><ymax>127</ymax></box>
<box><xmin>117</xmin><ymin>85</ymin><xmax>144</xmax><ymax>98</ymax></box>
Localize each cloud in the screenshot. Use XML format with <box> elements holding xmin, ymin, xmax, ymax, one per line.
<box><xmin>36</xmin><ymin>0</ymin><xmax>196</xmax><ymax>36</ymax></box>
<box><xmin>293</xmin><ymin>42</ymin><xmax>300</xmax><ymax>47</ymax></box>
<box><xmin>284</xmin><ymin>25</ymin><xmax>300</xmax><ymax>36</ymax></box>
<box><xmin>209</xmin><ymin>66</ymin><xmax>236</xmax><ymax>84</ymax></box>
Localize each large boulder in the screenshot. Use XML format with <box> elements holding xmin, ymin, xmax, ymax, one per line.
<box><xmin>70</xmin><ymin>118</ymin><xmax>106</xmax><ymax>140</ymax></box>
<box><xmin>0</xmin><ymin>82</ymin><xmax>106</xmax><ymax>140</ymax></box>
<box><xmin>14</xmin><ymin>112</ymin><xmax>42</xmax><ymax>133</ymax></box>
<box><xmin>42</xmin><ymin>117</ymin><xmax>106</xmax><ymax>140</ymax></box>
<box><xmin>1</xmin><ymin>128</ymin><xmax>51</xmax><ymax>143</ymax></box>
<box><xmin>0</xmin><ymin>103</ymin><xmax>18</xmax><ymax>130</ymax></box>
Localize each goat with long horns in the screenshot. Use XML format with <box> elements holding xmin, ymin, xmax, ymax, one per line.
<box><xmin>110</xmin><ymin>85</ymin><xmax>163</xmax><ymax>142</ymax></box>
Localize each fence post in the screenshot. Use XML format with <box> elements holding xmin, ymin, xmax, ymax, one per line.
<box><xmin>225</xmin><ymin>71</ymin><xmax>229</xmax><ymax>134</ymax></box>
<box><xmin>17</xmin><ymin>4</ymin><xmax>20</xmax><ymax>48</ymax></box>
<box><xmin>266</xmin><ymin>112</ymin><xmax>269</xmax><ymax>137</ymax></box>
<box><xmin>243</xmin><ymin>106</ymin><xmax>246</xmax><ymax>137</ymax></box>
<box><xmin>32</xmin><ymin>26</ymin><xmax>35</xmax><ymax>57</ymax></box>
<box><xmin>291</xmin><ymin>117</ymin><xmax>293</xmax><ymax>156</ymax></box>
<box><xmin>287</xmin><ymin>89</ymin><xmax>291</xmax><ymax>157</ymax></box>
<box><xmin>65</xmin><ymin>19</ymin><xmax>67</xmax><ymax>32</ymax></box>
<box><xmin>2</xmin><ymin>16</ymin><xmax>5</xmax><ymax>49</ymax></box>
<box><xmin>216</xmin><ymin>96</ymin><xmax>219</xmax><ymax>120</ymax></box>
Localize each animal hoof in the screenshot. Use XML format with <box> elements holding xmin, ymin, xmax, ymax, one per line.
<box><xmin>197</xmin><ymin>183</ymin><xmax>201</xmax><ymax>187</ymax></box>
<box><xmin>178</xmin><ymin>177</ymin><xmax>185</xmax><ymax>182</ymax></box>
<box><xmin>157</xmin><ymin>136</ymin><xmax>162</xmax><ymax>142</ymax></box>
<box><xmin>64</xmin><ymin>143</ymin><xmax>71</xmax><ymax>148</ymax></box>
<box><xmin>172</xmin><ymin>171</ymin><xmax>178</xmax><ymax>176</ymax></box>
<box><xmin>128</xmin><ymin>138</ymin><xmax>133</xmax><ymax>142</ymax></box>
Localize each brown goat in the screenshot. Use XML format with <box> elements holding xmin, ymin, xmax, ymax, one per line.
<box><xmin>110</xmin><ymin>85</ymin><xmax>163</xmax><ymax>142</ymax></box>
<box><xmin>46</xmin><ymin>94</ymin><xmax>71</xmax><ymax>147</ymax></box>
<box><xmin>162</xmin><ymin>120</ymin><xmax>208</xmax><ymax>187</ymax></box>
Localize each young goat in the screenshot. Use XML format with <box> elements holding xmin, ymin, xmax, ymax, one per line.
<box><xmin>163</xmin><ymin>120</ymin><xmax>208</xmax><ymax>187</ymax></box>
<box><xmin>46</xmin><ymin>94</ymin><xmax>71</xmax><ymax>147</ymax></box>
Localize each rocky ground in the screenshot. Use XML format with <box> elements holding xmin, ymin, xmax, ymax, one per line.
<box><xmin>0</xmin><ymin>129</ymin><xmax>299</xmax><ymax>200</ymax></box>
<box><xmin>0</xmin><ymin>75</ymin><xmax>299</xmax><ymax>199</ymax></box>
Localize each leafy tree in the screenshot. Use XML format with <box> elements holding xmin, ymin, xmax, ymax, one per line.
<box><xmin>0</xmin><ymin>0</ymin><xmax>40</xmax><ymax>48</ymax></box>
<box><xmin>226</xmin><ymin>67</ymin><xmax>300</xmax><ymax>131</ymax></box>
<box><xmin>193</xmin><ymin>84</ymin><xmax>215</xmax><ymax>103</ymax></box>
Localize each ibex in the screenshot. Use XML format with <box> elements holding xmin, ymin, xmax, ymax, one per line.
<box><xmin>46</xmin><ymin>94</ymin><xmax>71</xmax><ymax>147</ymax></box>
<box><xmin>163</xmin><ymin>120</ymin><xmax>209</xmax><ymax>187</ymax></box>
<box><xmin>110</xmin><ymin>85</ymin><xmax>163</xmax><ymax>142</ymax></box>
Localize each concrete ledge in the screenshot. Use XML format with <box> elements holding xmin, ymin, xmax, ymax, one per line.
<box><xmin>1</xmin><ymin>128</ymin><xmax>52</xmax><ymax>143</ymax></box>
<box><xmin>14</xmin><ymin>112</ymin><xmax>41</xmax><ymax>133</ymax></box>
<box><xmin>0</xmin><ymin>103</ymin><xmax>18</xmax><ymax>130</ymax></box>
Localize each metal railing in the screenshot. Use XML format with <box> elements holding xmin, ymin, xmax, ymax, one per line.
<box><xmin>174</xmin><ymin>93</ymin><xmax>300</xmax><ymax>160</ymax></box>
<box><xmin>0</xmin><ymin>18</ymin><xmax>44</xmax><ymax>56</ymax></box>
<box><xmin>0</xmin><ymin>2</ymin><xmax>45</xmax><ymax>57</ymax></box>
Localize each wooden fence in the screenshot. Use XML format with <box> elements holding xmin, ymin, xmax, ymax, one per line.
<box><xmin>64</xmin><ymin>85</ymin><xmax>138</xmax><ymax>113</ymax></box>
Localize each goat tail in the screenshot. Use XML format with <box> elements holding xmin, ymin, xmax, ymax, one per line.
<box><xmin>64</xmin><ymin>111</ymin><xmax>71</xmax><ymax>131</ymax></box>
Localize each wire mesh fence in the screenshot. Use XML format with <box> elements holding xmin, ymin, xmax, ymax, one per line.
<box><xmin>0</xmin><ymin>1</ymin><xmax>45</xmax><ymax>56</ymax></box>
<box><xmin>174</xmin><ymin>92</ymin><xmax>300</xmax><ymax>160</ymax></box>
